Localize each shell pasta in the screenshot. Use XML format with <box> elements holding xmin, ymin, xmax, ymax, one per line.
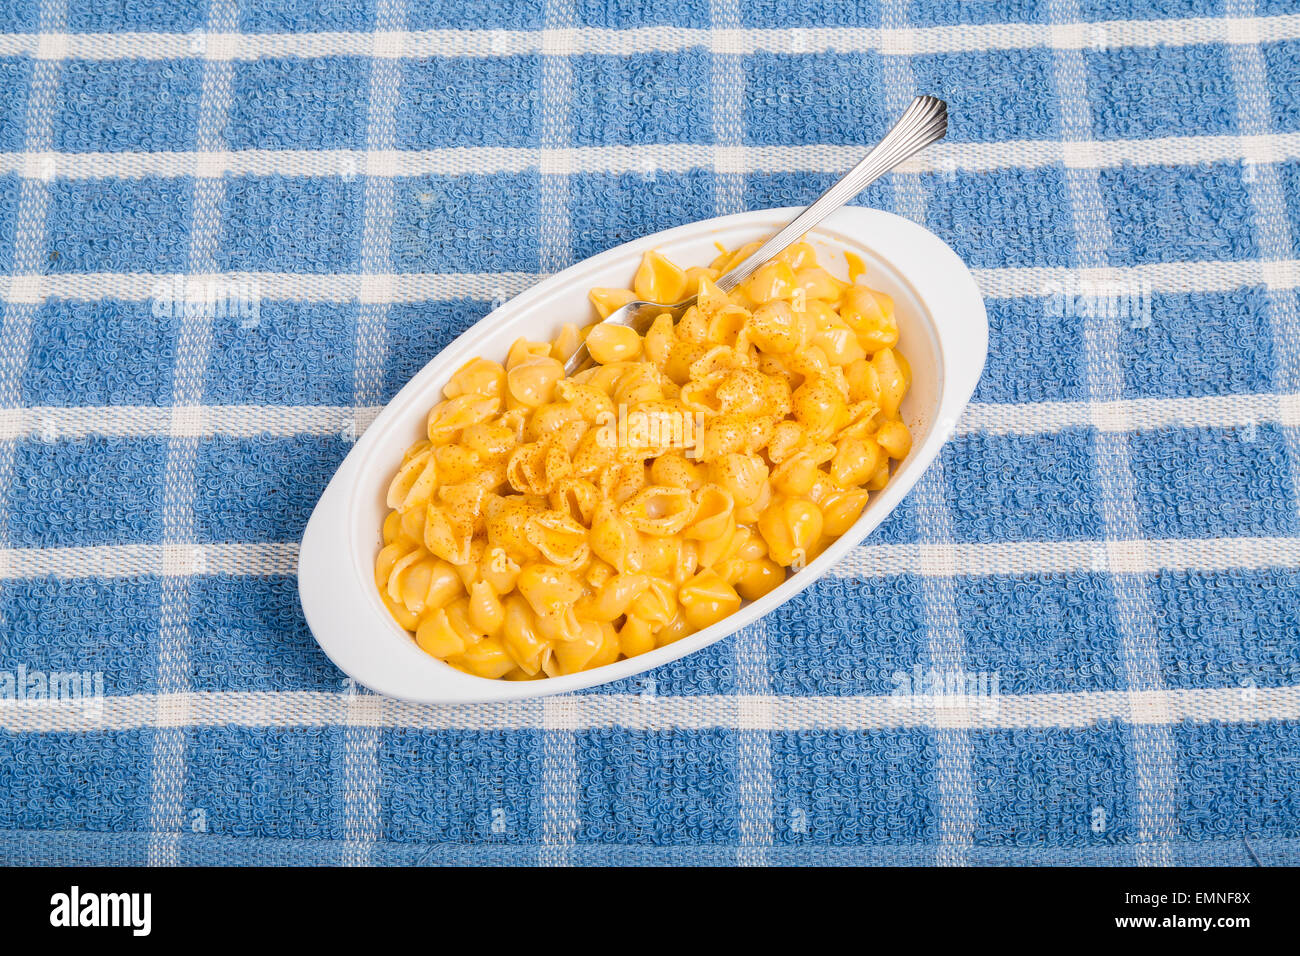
<box><xmin>376</xmin><ymin>241</ymin><xmax>913</xmax><ymax>680</ymax></box>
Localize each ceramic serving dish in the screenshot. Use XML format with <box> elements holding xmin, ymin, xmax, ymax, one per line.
<box><xmin>298</xmin><ymin>206</ymin><xmax>988</xmax><ymax>702</ymax></box>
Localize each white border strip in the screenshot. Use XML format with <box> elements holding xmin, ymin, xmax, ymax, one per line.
<box><xmin>1227</xmin><ymin>0</ymin><xmax>1300</xmax><ymax>530</ymax></box>
<box><xmin>4</xmin><ymin>259</ymin><xmax>1299</xmax><ymax>305</ymax></box>
<box><xmin>961</xmin><ymin>392</ymin><xmax>1300</xmax><ymax>435</ymax></box>
<box><xmin>0</xmin><ymin>535</ymin><xmax>1294</xmax><ymax>582</ymax></box>
<box><xmin>535</xmin><ymin>0</ymin><xmax>579</xmax><ymax>871</ymax></box>
<box><xmin>147</xmin><ymin>0</ymin><xmax>240</xmax><ymax>868</ymax></box>
<box><xmin>884</xmin><ymin>11</ymin><xmax>977</xmax><ymax>864</ymax></box>
<box><xmin>1052</xmin><ymin>0</ymin><xmax>1179</xmax><ymax>863</ymax></box>
<box><xmin>6</xmin><ymin>131</ymin><xmax>1300</xmax><ymax>180</ymax></box>
<box><xmin>1</xmin><ymin>15</ymin><xmax>1298</xmax><ymax>60</ymax></box>
<box><xmin>0</xmin><ymin>271</ymin><xmax>539</xmax><ymax>303</ymax></box>
<box><xmin>2</xmin><ymin>685</ymin><xmax>1295</xmax><ymax>733</ymax></box>
<box><xmin>1</xmin><ymin>392</ymin><xmax>1292</xmax><ymax>441</ymax></box>
<box><xmin>0</xmin><ymin>541</ymin><xmax>300</xmax><ymax>578</ymax></box>
<box><xmin>0</xmin><ymin>403</ymin><xmax>384</xmax><ymax>441</ymax></box>
<box><xmin>712</xmin><ymin>0</ymin><xmax>770</xmax><ymax>870</ymax></box>
<box><xmin>974</xmin><ymin>259</ymin><xmax>1300</xmax><ymax>298</ymax></box>
<box><xmin>338</xmin><ymin>0</ymin><xmax>407</xmax><ymax>868</ymax></box>
<box><xmin>837</xmin><ymin>536</ymin><xmax>1300</xmax><ymax>577</ymax></box>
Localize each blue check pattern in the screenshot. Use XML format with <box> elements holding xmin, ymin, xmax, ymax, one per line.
<box><xmin>0</xmin><ymin>0</ymin><xmax>1298</xmax><ymax>866</ymax></box>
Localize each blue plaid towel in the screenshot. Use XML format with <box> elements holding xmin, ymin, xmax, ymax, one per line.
<box><xmin>0</xmin><ymin>0</ymin><xmax>1297</xmax><ymax>866</ymax></box>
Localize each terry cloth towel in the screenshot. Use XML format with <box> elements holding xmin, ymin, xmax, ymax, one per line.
<box><xmin>0</xmin><ymin>0</ymin><xmax>1297</xmax><ymax>865</ymax></box>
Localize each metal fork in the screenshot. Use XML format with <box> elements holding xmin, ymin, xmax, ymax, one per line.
<box><xmin>564</xmin><ymin>94</ymin><xmax>949</xmax><ymax>376</ymax></box>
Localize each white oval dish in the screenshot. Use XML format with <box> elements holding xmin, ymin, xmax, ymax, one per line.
<box><xmin>298</xmin><ymin>207</ymin><xmax>987</xmax><ymax>703</ymax></box>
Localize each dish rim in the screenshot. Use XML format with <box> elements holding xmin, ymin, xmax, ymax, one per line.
<box><xmin>298</xmin><ymin>206</ymin><xmax>988</xmax><ymax>703</ymax></box>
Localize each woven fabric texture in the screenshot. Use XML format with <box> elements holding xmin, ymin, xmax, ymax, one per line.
<box><xmin>0</xmin><ymin>0</ymin><xmax>1298</xmax><ymax>866</ymax></box>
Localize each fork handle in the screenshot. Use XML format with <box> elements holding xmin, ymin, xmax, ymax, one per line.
<box><xmin>715</xmin><ymin>95</ymin><xmax>948</xmax><ymax>293</ymax></box>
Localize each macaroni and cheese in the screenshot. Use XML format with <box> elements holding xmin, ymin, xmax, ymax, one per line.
<box><xmin>375</xmin><ymin>241</ymin><xmax>913</xmax><ymax>680</ymax></box>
